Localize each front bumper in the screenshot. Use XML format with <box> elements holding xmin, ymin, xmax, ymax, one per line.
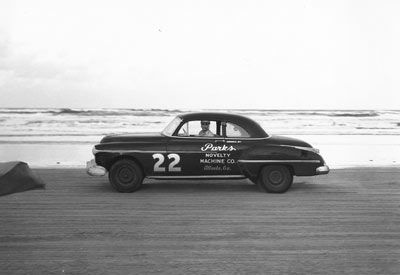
<box><xmin>316</xmin><ymin>165</ymin><xmax>330</xmax><ymax>175</ymax></box>
<box><xmin>86</xmin><ymin>159</ymin><xmax>106</xmax><ymax>176</ymax></box>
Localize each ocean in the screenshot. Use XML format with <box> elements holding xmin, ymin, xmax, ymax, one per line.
<box><xmin>0</xmin><ymin>108</ymin><xmax>400</xmax><ymax>168</ymax></box>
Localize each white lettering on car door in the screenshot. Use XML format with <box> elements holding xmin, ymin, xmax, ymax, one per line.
<box><xmin>152</xmin><ymin>153</ymin><xmax>166</xmax><ymax>172</ymax></box>
<box><xmin>168</xmin><ymin>153</ymin><xmax>181</xmax><ymax>172</ymax></box>
<box><xmin>152</xmin><ymin>153</ymin><xmax>181</xmax><ymax>172</ymax></box>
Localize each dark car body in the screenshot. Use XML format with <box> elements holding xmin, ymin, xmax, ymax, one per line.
<box><xmin>87</xmin><ymin>112</ymin><xmax>329</xmax><ymax>192</ymax></box>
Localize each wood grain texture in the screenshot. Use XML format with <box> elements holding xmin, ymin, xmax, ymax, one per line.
<box><xmin>1</xmin><ymin>168</ymin><xmax>399</xmax><ymax>274</ymax></box>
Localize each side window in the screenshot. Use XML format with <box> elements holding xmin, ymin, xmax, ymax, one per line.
<box><xmin>225</xmin><ymin>122</ymin><xmax>250</xmax><ymax>138</ymax></box>
<box><xmin>177</xmin><ymin>122</ymin><xmax>189</xmax><ymax>136</ymax></box>
<box><xmin>177</xmin><ymin>120</ymin><xmax>220</xmax><ymax>137</ymax></box>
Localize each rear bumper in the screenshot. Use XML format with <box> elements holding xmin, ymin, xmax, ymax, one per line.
<box><xmin>316</xmin><ymin>165</ymin><xmax>330</xmax><ymax>175</ymax></box>
<box><xmin>86</xmin><ymin>159</ymin><xmax>106</xmax><ymax>176</ymax></box>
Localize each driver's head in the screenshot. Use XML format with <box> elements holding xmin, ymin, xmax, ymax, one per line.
<box><xmin>201</xmin><ymin>120</ymin><xmax>210</xmax><ymax>131</ymax></box>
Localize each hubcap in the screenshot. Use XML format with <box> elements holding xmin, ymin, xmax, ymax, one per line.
<box><xmin>118</xmin><ymin>166</ymin><xmax>136</xmax><ymax>185</ymax></box>
<box><xmin>269</xmin><ymin>170</ymin><xmax>283</xmax><ymax>185</ymax></box>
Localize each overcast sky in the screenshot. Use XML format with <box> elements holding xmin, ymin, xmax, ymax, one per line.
<box><xmin>0</xmin><ymin>0</ymin><xmax>399</xmax><ymax>109</ymax></box>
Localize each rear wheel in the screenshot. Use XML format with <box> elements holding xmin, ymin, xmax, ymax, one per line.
<box><xmin>109</xmin><ymin>159</ymin><xmax>144</xmax><ymax>192</ymax></box>
<box><xmin>257</xmin><ymin>165</ymin><xmax>293</xmax><ymax>193</ymax></box>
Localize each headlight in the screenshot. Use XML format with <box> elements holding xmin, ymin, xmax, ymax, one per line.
<box><xmin>92</xmin><ymin>146</ymin><xmax>99</xmax><ymax>155</ymax></box>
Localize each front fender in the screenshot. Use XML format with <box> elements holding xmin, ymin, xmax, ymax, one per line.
<box><xmin>92</xmin><ymin>142</ymin><xmax>166</xmax><ymax>175</ymax></box>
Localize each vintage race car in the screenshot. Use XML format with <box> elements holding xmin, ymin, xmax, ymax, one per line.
<box><xmin>87</xmin><ymin>112</ymin><xmax>329</xmax><ymax>193</ymax></box>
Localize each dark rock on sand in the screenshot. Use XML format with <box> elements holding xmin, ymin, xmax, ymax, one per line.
<box><xmin>0</xmin><ymin>162</ymin><xmax>45</xmax><ymax>196</ymax></box>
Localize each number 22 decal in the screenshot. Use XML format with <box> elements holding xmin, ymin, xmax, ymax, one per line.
<box><xmin>152</xmin><ymin>153</ymin><xmax>181</xmax><ymax>172</ymax></box>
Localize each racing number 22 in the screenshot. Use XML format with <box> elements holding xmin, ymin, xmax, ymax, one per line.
<box><xmin>152</xmin><ymin>153</ymin><xmax>181</xmax><ymax>172</ymax></box>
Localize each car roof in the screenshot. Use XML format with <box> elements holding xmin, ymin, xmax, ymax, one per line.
<box><xmin>177</xmin><ymin>112</ymin><xmax>268</xmax><ymax>138</ymax></box>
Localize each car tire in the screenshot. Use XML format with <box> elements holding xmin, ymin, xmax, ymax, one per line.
<box><xmin>257</xmin><ymin>165</ymin><xmax>293</xmax><ymax>193</ymax></box>
<box><xmin>109</xmin><ymin>159</ymin><xmax>144</xmax><ymax>192</ymax></box>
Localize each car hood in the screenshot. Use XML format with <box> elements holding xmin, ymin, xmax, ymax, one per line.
<box><xmin>267</xmin><ymin>135</ymin><xmax>312</xmax><ymax>147</ymax></box>
<box><xmin>100</xmin><ymin>132</ymin><xmax>163</xmax><ymax>143</ymax></box>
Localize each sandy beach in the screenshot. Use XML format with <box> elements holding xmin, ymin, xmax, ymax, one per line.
<box><xmin>1</xmin><ymin>167</ymin><xmax>399</xmax><ymax>274</ymax></box>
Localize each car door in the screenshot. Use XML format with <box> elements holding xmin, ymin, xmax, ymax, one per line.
<box><xmin>222</xmin><ymin>121</ymin><xmax>259</xmax><ymax>175</ymax></box>
<box><xmin>166</xmin><ymin>120</ymin><xmax>227</xmax><ymax>176</ymax></box>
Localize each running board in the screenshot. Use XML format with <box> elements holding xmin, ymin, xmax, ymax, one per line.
<box><xmin>147</xmin><ymin>175</ymin><xmax>246</xmax><ymax>180</ymax></box>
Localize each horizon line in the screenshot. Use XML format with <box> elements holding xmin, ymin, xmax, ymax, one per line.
<box><xmin>0</xmin><ymin>107</ymin><xmax>399</xmax><ymax>111</ymax></box>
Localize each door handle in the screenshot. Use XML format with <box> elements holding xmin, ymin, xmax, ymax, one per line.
<box><xmin>226</xmin><ymin>140</ymin><xmax>241</xmax><ymax>144</ymax></box>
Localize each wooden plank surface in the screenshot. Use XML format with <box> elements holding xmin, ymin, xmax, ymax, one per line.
<box><xmin>1</xmin><ymin>168</ymin><xmax>399</xmax><ymax>274</ymax></box>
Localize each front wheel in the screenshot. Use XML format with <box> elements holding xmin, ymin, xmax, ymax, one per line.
<box><xmin>257</xmin><ymin>165</ymin><xmax>293</xmax><ymax>193</ymax></box>
<box><xmin>109</xmin><ymin>159</ymin><xmax>144</xmax><ymax>192</ymax></box>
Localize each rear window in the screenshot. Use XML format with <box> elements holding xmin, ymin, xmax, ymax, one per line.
<box><xmin>225</xmin><ymin>122</ymin><xmax>250</xmax><ymax>138</ymax></box>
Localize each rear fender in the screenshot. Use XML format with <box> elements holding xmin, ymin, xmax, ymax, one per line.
<box><xmin>238</xmin><ymin>145</ymin><xmax>323</xmax><ymax>177</ymax></box>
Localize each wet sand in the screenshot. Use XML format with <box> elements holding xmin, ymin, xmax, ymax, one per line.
<box><xmin>1</xmin><ymin>168</ymin><xmax>399</xmax><ymax>274</ymax></box>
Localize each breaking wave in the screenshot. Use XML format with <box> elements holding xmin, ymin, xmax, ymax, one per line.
<box><xmin>53</xmin><ymin>108</ymin><xmax>183</xmax><ymax>116</ymax></box>
<box><xmin>227</xmin><ymin>110</ymin><xmax>382</xmax><ymax>117</ymax></box>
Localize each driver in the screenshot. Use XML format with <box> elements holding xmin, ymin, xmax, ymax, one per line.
<box><xmin>198</xmin><ymin>120</ymin><xmax>215</xmax><ymax>137</ymax></box>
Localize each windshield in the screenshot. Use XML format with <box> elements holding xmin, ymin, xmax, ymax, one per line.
<box><xmin>162</xmin><ymin>116</ymin><xmax>183</xmax><ymax>136</ymax></box>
